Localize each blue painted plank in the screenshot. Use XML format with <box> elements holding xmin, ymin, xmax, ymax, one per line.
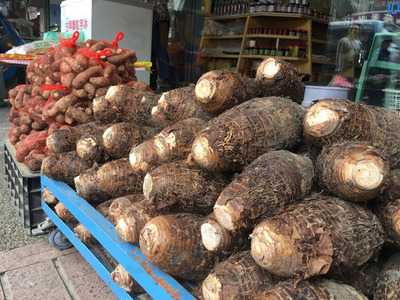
<box><xmin>42</xmin><ymin>201</ymin><xmax>134</xmax><ymax>300</ymax></box>
<box><xmin>41</xmin><ymin>176</ymin><xmax>195</xmax><ymax>300</ymax></box>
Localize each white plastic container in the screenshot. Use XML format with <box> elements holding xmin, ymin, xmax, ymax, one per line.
<box><xmin>302</xmin><ymin>85</ymin><xmax>350</xmax><ymax>107</ymax></box>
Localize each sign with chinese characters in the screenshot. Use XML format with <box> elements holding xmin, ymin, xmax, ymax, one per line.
<box><xmin>61</xmin><ymin>0</ymin><xmax>92</xmax><ymax>39</ymax></box>
<box><xmin>388</xmin><ymin>1</ymin><xmax>400</xmax><ymax>15</ymax></box>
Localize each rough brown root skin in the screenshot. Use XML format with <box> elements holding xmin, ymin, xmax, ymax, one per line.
<box><xmin>102</xmin><ymin>123</ymin><xmax>145</xmax><ymax>159</ymax></box>
<box><xmin>74</xmin><ymin>224</ymin><xmax>92</xmax><ymax>244</ymax></box>
<box><xmin>76</xmin><ymin>135</ymin><xmax>103</xmax><ymax>162</ymax></box>
<box><xmin>250</xmin><ymin>195</ymin><xmax>384</xmax><ymax>279</ymax></box>
<box><xmin>54</xmin><ymin>203</ymin><xmax>74</xmax><ymax>222</ymax></box>
<box><xmin>379</xmin><ymin>198</ymin><xmax>400</xmax><ymax>247</ymax></box>
<box><xmin>97</xmin><ymin>158</ymin><xmax>144</xmax><ymax>198</ymax></box>
<box><xmin>129</xmin><ymin>140</ymin><xmax>159</xmax><ymax>173</ymax></box>
<box><xmin>139</xmin><ymin>214</ymin><xmax>216</xmax><ymax>281</ymax></box>
<box><xmin>214</xmin><ymin>150</ymin><xmax>314</xmax><ymax>232</ymax></box>
<box><xmin>74</xmin><ymin>168</ymin><xmax>109</xmax><ymax>204</ymax></box>
<box><xmin>115</xmin><ymin>200</ymin><xmax>157</xmax><ymax>244</ymax></box>
<box><xmin>382</xmin><ymin>169</ymin><xmax>400</xmax><ymax>202</ymax></box>
<box><xmin>42</xmin><ymin>152</ymin><xmax>93</xmax><ymax>185</ymax></box>
<box><xmin>130</xmin><ymin>118</ymin><xmax>205</xmax><ymax>172</ymax></box>
<box><xmin>143</xmin><ymin>161</ymin><xmax>228</xmax><ymax>214</ymax></box>
<box><xmin>304</xmin><ymin>100</ymin><xmax>400</xmax><ymax>168</ymax></box>
<box><xmin>42</xmin><ymin>188</ymin><xmax>58</xmax><ymax>205</ymax></box>
<box><xmin>256</xmin><ymin>58</ymin><xmax>304</xmax><ymax>104</ymax></box>
<box><xmin>195</xmin><ymin>70</ymin><xmax>260</xmax><ymax>114</ymax></box>
<box><xmin>192</xmin><ymin>97</ymin><xmax>304</xmax><ymax>172</ymax></box>
<box><xmin>100</xmin><ymin>85</ymin><xmax>159</xmax><ymax>125</ymax></box>
<box><xmin>374</xmin><ymin>254</ymin><xmax>400</xmax><ymax>300</ymax></box>
<box><xmin>317</xmin><ymin>142</ymin><xmax>389</xmax><ymax>203</ymax></box>
<box><xmin>202</xmin><ymin>251</ymin><xmax>275</xmax><ymax>300</ymax></box>
<box><xmin>150</xmin><ymin>86</ymin><xmax>210</xmax><ymax>128</ymax></box>
<box><xmin>255</xmin><ymin>280</ymin><xmax>368</xmax><ymax>300</ymax></box>
<box><xmin>108</xmin><ymin>194</ymin><xmax>144</xmax><ymax>224</ymax></box>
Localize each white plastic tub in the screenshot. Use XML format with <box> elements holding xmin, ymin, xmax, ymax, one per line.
<box><xmin>302</xmin><ymin>85</ymin><xmax>350</xmax><ymax>107</ymax></box>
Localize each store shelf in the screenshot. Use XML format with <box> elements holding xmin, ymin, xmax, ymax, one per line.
<box><xmin>203</xmin><ymin>35</ymin><xmax>243</xmax><ymax>40</ymax></box>
<box><xmin>312</xmin><ymin>58</ymin><xmax>335</xmax><ymax>65</ymax></box>
<box><xmin>41</xmin><ymin>176</ymin><xmax>195</xmax><ymax>300</ymax></box>
<box><xmin>241</xmin><ymin>55</ymin><xmax>306</xmax><ymax>61</ymax></box>
<box><xmin>206</xmin><ymin>14</ymin><xmax>248</xmax><ymax>21</ymax></box>
<box><xmin>246</xmin><ymin>34</ymin><xmax>304</xmax><ymax>40</ymax></box>
<box><xmin>202</xmin><ymin>54</ymin><xmax>240</xmax><ymax>59</ymax></box>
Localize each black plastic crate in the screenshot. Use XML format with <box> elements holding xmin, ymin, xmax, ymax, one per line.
<box><xmin>4</xmin><ymin>140</ymin><xmax>46</xmax><ymax>235</ymax></box>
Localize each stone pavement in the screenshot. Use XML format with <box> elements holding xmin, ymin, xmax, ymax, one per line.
<box><xmin>0</xmin><ymin>240</ymin><xmax>116</xmax><ymax>300</ymax></box>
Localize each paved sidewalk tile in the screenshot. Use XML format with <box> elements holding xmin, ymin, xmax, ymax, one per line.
<box><xmin>56</xmin><ymin>252</ymin><xmax>115</xmax><ymax>300</ymax></box>
<box><xmin>2</xmin><ymin>260</ymin><xmax>71</xmax><ymax>300</ymax></box>
<box><xmin>0</xmin><ymin>240</ymin><xmax>75</xmax><ymax>273</ymax></box>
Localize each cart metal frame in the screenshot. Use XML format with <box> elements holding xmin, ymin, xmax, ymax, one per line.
<box><xmin>41</xmin><ymin>176</ymin><xmax>195</xmax><ymax>300</ymax></box>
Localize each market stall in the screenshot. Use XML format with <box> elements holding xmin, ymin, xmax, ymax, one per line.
<box><xmin>3</xmin><ymin>0</ymin><xmax>400</xmax><ymax>299</ymax></box>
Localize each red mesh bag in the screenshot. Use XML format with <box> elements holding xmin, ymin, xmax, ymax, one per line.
<box><xmin>15</xmin><ymin>130</ymin><xmax>48</xmax><ymax>162</ymax></box>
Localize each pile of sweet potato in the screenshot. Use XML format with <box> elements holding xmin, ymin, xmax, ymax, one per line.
<box><xmin>8</xmin><ymin>32</ymin><xmax>138</xmax><ymax>171</ymax></box>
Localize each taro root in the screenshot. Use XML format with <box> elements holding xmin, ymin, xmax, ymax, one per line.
<box><xmin>256</xmin><ymin>57</ymin><xmax>305</xmax><ymax>104</ymax></box>
<box><xmin>382</xmin><ymin>169</ymin><xmax>400</xmax><ymax>202</ymax></box>
<box><xmin>47</xmin><ymin>122</ymin><xmax>106</xmax><ymax>154</ymax></box>
<box><xmin>115</xmin><ymin>200</ymin><xmax>158</xmax><ymax>244</ymax></box>
<box><xmin>111</xmin><ymin>264</ymin><xmax>143</xmax><ymax>293</ymax></box>
<box><xmin>130</xmin><ymin>118</ymin><xmax>206</xmax><ymax>173</ymax></box>
<box><xmin>214</xmin><ymin>150</ymin><xmax>314</xmax><ymax>232</ymax></box>
<box><xmin>250</xmin><ymin>195</ymin><xmax>384</xmax><ymax>279</ymax></box>
<box><xmin>76</xmin><ymin>134</ymin><xmax>105</xmax><ymax>162</ymax></box>
<box><xmin>255</xmin><ymin>280</ymin><xmax>367</xmax><ymax>300</ymax></box>
<box><xmin>379</xmin><ymin>198</ymin><xmax>400</xmax><ymax>246</ymax></box>
<box><xmin>201</xmin><ymin>213</ymin><xmax>248</xmax><ymax>253</ymax></box>
<box><xmin>94</xmin><ymin>85</ymin><xmax>159</xmax><ymax>125</ymax></box>
<box><xmin>42</xmin><ymin>151</ymin><xmax>93</xmax><ymax>185</ymax></box>
<box><xmin>304</xmin><ymin>99</ymin><xmax>400</xmax><ymax>167</ymax></box>
<box><xmin>151</xmin><ymin>85</ymin><xmax>210</xmax><ymax>128</ymax></box>
<box><xmin>108</xmin><ymin>194</ymin><xmax>144</xmax><ymax>224</ymax></box>
<box><xmin>54</xmin><ymin>203</ymin><xmax>74</xmax><ymax>222</ymax></box>
<box><xmin>374</xmin><ymin>254</ymin><xmax>400</xmax><ymax>300</ymax></box>
<box><xmin>42</xmin><ymin>188</ymin><xmax>58</xmax><ymax>205</ymax></box>
<box><xmin>76</xmin><ymin>159</ymin><xmax>144</xmax><ymax>202</ymax></box>
<box><xmin>102</xmin><ymin>122</ymin><xmax>155</xmax><ymax>159</ymax></box>
<box><xmin>195</xmin><ymin>70</ymin><xmax>260</xmax><ymax>115</ymax></box>
<box><xmin>191</xmin><ymin>97</ymin><xmax>304</xmax><ymax>172</ymax></box>
<box><xmin>143</xmin><ymin>161</ymin><xmax>228</xmax><ymax>214</ymax></box>
<box><xmin>139</xmin><ymin>213</ymin><xmax>215</xmax><ymax>281</ymax></box>
<box><xmin>317</xmin><ymin>142</ymin><xmax>389</xmax><ymax>202</ymax></box>
<box><xmin>74</xmin><ymin>200</ymin><xmax>112</xmax><ymax>244</ymax></box>
<box><xmin>202</xmin><ymin>251</ymin><xmax>275</xmax><ymax>300</ymax></box>
<box><xmin>74</xmin><ymin>167</ymin><xmax>110</xmax><ymax>204</ymax></box>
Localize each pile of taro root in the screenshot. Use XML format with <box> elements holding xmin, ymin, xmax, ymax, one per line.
<box><xmin>8</xmin><ymin>32</ymin><xmax>138</xmax><ymax>171</ymax></box>
<box><xmin>42</xmin><ymin>57</ymin><xmax>400</xmax><ymax>300</ymax></box>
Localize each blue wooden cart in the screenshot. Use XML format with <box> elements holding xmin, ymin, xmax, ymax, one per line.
<box><xmin>41</xmin><ymin>176</ymin><xmax>196</xmax><ymax>300</ymax></box>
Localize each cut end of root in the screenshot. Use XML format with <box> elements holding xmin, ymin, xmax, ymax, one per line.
<box><xmin>140</xmin><ymin>223</ymin><xmax>161</xmax><ymax>256</ymax></box>
<box><xmin>250</xmin><ymin>223</ymin><xmax>300</xmax><ymax>277</ymax></box>
<box><xmin>202</xmin><ymin>273</ymin><xmax>222</xmax><ymax>300</ymax></box>
<box><xmin>214</xmin><ymin>205</ymin><xmax>236</xmax><ymax>232</ymax></box>
<box><xmin>201</xmin><ymin>222</ymin><xmax>223</xmax><ymax>252</ymax></box>
<box><xmin>116</xmin><ymin>216</ymin><xmax>138</xmax><ymax>244</ymax></box>
<box><xmin>143</xmin><ymin>173</ymin><xmax>154</xmax><ymax>201</ymax></box>
<box><xmin>304</xmin><ymin>105</ymin><xmax>340</xmax><ymax>138</ymax></box>
<box><xmin>260</xmin><ymin>58</ymin><xmax>281</xmax><ymax>79</ymax></box>
<box><xmin>111</xmin><ymin>265</ymin><xmax>133</xmax><ymax>292</ymax></box>
<box><xmin>151</xmin><ymin>106</ymin><xmax>159</xmax><ymax>116</ymax></box>
<box><xmin>129</xmin><ymin>149</ymin><xmax>148</xmax><ymax>173</ymax></box>
<box><xmin>105</xmin><ymin>85</ymin><xmax>119</xmax><ymax>100</ymax></box>
<box><xmin>195</xmin><ymin>79</ymin><xmax>216</xmax><ymax>104</ymax></box>
<box><xmin>192</xmin><ymin>136</ymin><xmax>219</xmax><ymax>171</ymax></box>
<box><xmin>351</xmin><ymin>160</ymin><xmax>384</xmax><ymax>191</ymax></box>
